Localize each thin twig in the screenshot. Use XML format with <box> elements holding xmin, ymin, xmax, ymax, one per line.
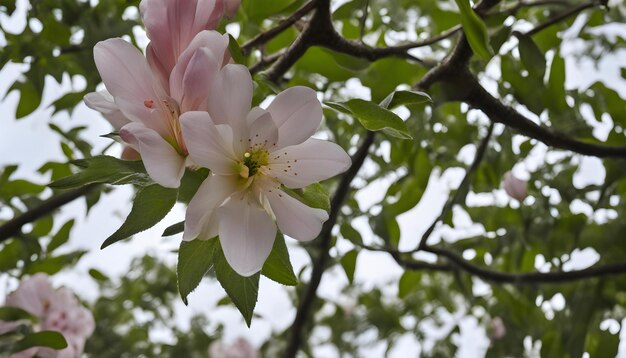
<box><xmin>416</xmin><ymin>123</ymin><xmax>494</xmax><ymax>251</ymax></box>
<box><xmin>240</xmin><ymin>0</ymin><xmax>317</xmax><ymax>55</ymax></box>
<box><xmin>525</xmin><ymin>1</ymin><xmax>596</xmax><ymax>36</ymax></box>
<box><xmin>283</xmin><ymin>131</ymin><xmax>375</xmax><ymax>358</ymax></box>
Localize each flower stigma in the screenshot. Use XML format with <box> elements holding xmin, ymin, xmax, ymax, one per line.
<box><xmin>241</xmin><ymin>148</ymin><xmax>269</xmax><ymax>177</ymax></box>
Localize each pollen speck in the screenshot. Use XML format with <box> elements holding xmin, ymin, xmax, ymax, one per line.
<box><xmin>144</xmin><ymin>99</ymin><xmax>155</xmax><ymax>108</ymax></box>
<box><xmin>244</xmin><ymin>152</ymin><xmax>251</xmax><ymax>158</ymax></box>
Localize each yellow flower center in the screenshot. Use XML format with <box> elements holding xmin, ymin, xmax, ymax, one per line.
<box><xmin>242</xmin><ymin>148</ymin><xmax>269</xmax><ymax>177</ymax></box>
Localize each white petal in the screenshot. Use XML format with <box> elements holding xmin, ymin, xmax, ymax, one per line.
<box><xmin>265</xmin><ymin>188</ymin><xmax>328</xmax><ymax>241</ymax></box>
<box><xmin>267</xmin><ymin>86</ymin><xmax>323</xmax><ymax>148</ymax></box>
<box><xmin>268</xmin><ymin>138</ymin><xmax>351</xmax><ymax>188</ymax></box>
<box><xmin>208</xmin><ymin>64</ymin><xmax>253</xmax><ymax>132</ymax></box>
<box><xmin>179</xmin><ymin>111</ymin><xmax>239</xmax><ymax>175</ymax></box>
<box><xmin>247</xmin><ymin>108</ymin><xmax>278</xmax><ymax>150</ymax></box>
<box><xmin>217</xmin><ymin>197</ymin><xmax>276</xmax><ymax>276</ymax></box>
<box><xmin>184</xmin><ymin>174</ymin><xmax>239</xmax><ymax>241</ymax></box>
<box><xmin>93</xmin><ymin>39</ymin><xmax>163</xmax><ymax>124</ymax></box>
<box><xmin>119</xmin><ymin>123</ymin><xmax>185</xmax><ymax>188</ymax></box>
<box><xmin>83</xmin><ymin>90</ymin><xmax>130</xmax><ymax>130</ymax></box>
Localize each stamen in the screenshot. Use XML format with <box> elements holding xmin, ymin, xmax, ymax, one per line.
<box><xmin>144</xmin><ymin>99</ymin><xmax>155</xmax><ymax>108</ymax></box>
<box><xmin>244</xmin><ymin>152</ymin><xmax>251</xmax><ymax>158</ymax></box>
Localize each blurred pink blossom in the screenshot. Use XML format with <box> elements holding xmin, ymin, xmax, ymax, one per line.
<box><xmin>503</xmin><ymin>171</ymin><xmax>528</xmax><ymax>202</ymax></box>
<box><xmin>1</xmin><ymin>274</ymin><xmax>95</xmax><ymax>358</ymax></box>
<box><xmin>209</xmin><ymin>337</ymin><xmax>259</xmax><ymax>358</ymax></box>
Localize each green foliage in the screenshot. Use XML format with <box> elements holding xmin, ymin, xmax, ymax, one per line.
<box><xmin>102</xmin><ymin>184</ymin><xmax>178</xmax><ymax>248</ymax></box>
<box><xmin>326</xmin><ymin>99</ymin><xmax>413</xmax><ymax>139</ymax></box>
<box><xmin>454</xmin><ymin>0</ymin><xmax>493</xmax><ymax>60</ymax></box>
<box><xmin>262</xmin><ymin>234</ymin><xmax>298</xmax><ymax>286</ymax></box>
<box><xmin>10</xmin><ymin>331</ymin><xmax>68</xmax><ymax>353</ymax></box>
<box><xmin>213</xmin><ymin>241</ymin><xmax>260</xmax><ymax>327</ymax></box>
<box><xmin>177</xmin><ymin>239</ymin><xmax>218</xmax><ymax>304</ymax></box>
<box><xmin>50</xmin><ymin>156</ymin><xmax>151</xmax><ymax>189</ymax></box>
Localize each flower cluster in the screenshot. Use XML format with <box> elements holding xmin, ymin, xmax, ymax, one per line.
<box><xmin>85</xmin><ymin>0</ymin><xmax>351</xmax><ymax>276</ymax></box>
<box><xmin>0</xmin><ymin>274</ymin><xmax>95</xmax><ymax>358</ymax></box>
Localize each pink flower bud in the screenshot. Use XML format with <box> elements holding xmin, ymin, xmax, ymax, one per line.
<box><xmin>488</xmin><ymin>317</ymin><xmax>507</xmax><ymax>341</ymax></box>
<box><xmin>503</xmin><ymin>171</ymin><xmax>527</xmax><ymax>202</ymax></box>
<box><xmin>223</xmin><ymin>0</ymin><xmax>241</xmax><ymax>18</ymax></box>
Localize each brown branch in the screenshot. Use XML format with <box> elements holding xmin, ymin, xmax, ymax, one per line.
<box><xmin>463</xmin><ymin>76</ymin><xmax>626</xmax><ymax>158</ymax></box>
<box><xmin>283</xmin><ymin>131</ymin><xmax>375</xmax><ymax>358</ymax></box>
<box><xmin>240</xmin><ymin>0</ymin><xmax>317</xmax><ymax>55</ymax></box>
<box><xmin>249</xmin><ymin>51</ymin><xmax>283</xmax><ymax>75</ymax></box>
<box><xmin>416</xmin><ymin>123</ymin><xmax>494</xmax><ymax>251</ymax></box>
<box><xmin>423</xmin><ymin>246</ymin><xmax>626</xmax><ymax>284</ymax></box>
<box><xmin>0</xmin><ymin>184</ymin><xmax>99</xmax><ymax>244</ymax></box>
<box><xmin>525</xmin><ymin>1</ymin><xmax>596</xmax><ymax>37</ymax></box>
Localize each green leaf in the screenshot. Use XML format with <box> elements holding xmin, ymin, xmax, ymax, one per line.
<box><xmin>177</xmin><ymin>239</ymin><xmax>218</xmax><ymax>305</ymax></box>
<box><xmin>228</xmin><ymin>34</ymin><xmax>245</xmax><ymax>64</ymax></box>
<box><xmin>0</xmin><ymin>240</ymin><xmax>23</xmax><ymax>271</ymax></box>
<box><xmin>517</xmin><ymin>33</ymin><xmax>546</xmax><ymax>79</ymax></box>
<box><xmin>47</xmin><ymin>219</ymin><xmax>74</xmax><ymax>253</ymax></box>
<box><xmin>325</xmin><ymin>99</ymin><xmax>412</xmax><ymax>139</ymax></box>
<box><xmin>0</xmin><ymin>307</ymin><xmax>37</xmax><ymax>323</ymax></box>
<box><xmin>11</xmin><ymin>331</ymin><xmax>68</xmax><ymax>353</ymax></box>
<box><xmin>178</xmin><ymin>168</ymin><xmax>209</xmax><ymax>204</ymax></box>
<box><xmin>88</xmin><ymin>268</ymin><xmax>109</xmax><ymax>282</ymax></box>
<box><xmin>380</xmin><ymin>90</ymin><xmax>432</xmax><ymax>110</ymax></box>
<box><xmin>587</xmin><ymin>330</ymin><xmax>619</xmax><ymax>358</ymax></box>
<box><xmin>50</xmin><ymin>155</ymin><xmax>151</xmax><ymax>189</ymax></box>
<box><xmin>398</xmin><ymin>271</ymin><xmax>421</xmax><ymax>298</ymax></box>
<box><xmin>454</xmin><ymin>0</ymin><xmax>493</xmax><ymax>61</ymax></box>
<box><xmin>283</xmin><ymin>183</ymin><xmax>330</xmax><ymax>212</ymax></box>
<box><xmin>261</xmin><ymin>234</ymin><xmax>297</xmax><ymax>286</ymax></box>
<box><xmin>163</xmin><ymin>221</ymin><xmax>185</xmax><ymax>237</ymax></box>
<box><xmin>14</xmin><ymin>81</ymin><xmax>42</xmax><ymax>119</ymax></box>
<box><xmin>340</xmin><ymin>250</ymin><xmax>358</xmax><ymax>284</ymax></box>
<box><xmin>24</xmin><ymin>251</ymin><xmax>86</xmax><ymax>275</ymax></box>
<box><xmin>101</xmin><ymin>184</ymin><xmax>178</xmax><ymax>249</ymax></box>
<box><xmin>213</xmin><ymin>241</ymin><xmax>260</xmax><ymax>327</ymax></box>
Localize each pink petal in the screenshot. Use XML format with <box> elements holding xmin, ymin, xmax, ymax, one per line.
<box><xmin>119</xmin><ymin>123</ymin><xmax>186</xmax><ymax>188</ymax></box>
<box><xmin>146</xmin><ymin>43</ymin><xmax>170</xmax><ymax>90</ymax></box>
<box><xmin>93</xmin><ymin>39</ymin><xmax>162</xmax><ymax>125</ymax></box>
<box><xmin>217</xmin><ymin>196</ymin><xmax>276</xmax><ymax>276</ymax></box>
<box><xmin>140</xmin><ymin>0</ymin><xmax>222</xmax><ymax>74</ymax></box>
<box><xmin>268</xmin><ymin>138</ymin><xmax>351</xmax><ymax>189</ymax></box>
<box><xmin>184</xmin><ymin>174</ymin><xmax>239</xmax><ymax>241</ymax></box>
<box><xmin>179</xmin><ymin>111</ymin><xmax>239</xmax><ymax>175</ymax></box>
<box><xmin>265</xmin><ymin>188</ymin><xmax>328</xmax><ymax>241</ymax></box>
<box><xmin>169</xmin><ymin>31</ymin><xmax>228</xmax><ymax>111</ymax></box>
<box><xmin>83</xmin><ymin>90</ymin><xmax>130</xmax><ymax>130</ymax></box>
<box><xmin>207</xmin><ymin>64</ymin><xmax>253</xmax><ymax>133</ymax></box>
<box><xmin>224</xmin><ymin>0</ymin><xmax>241</xmax><ymax>18</ymax></box>
<box><xmin>267</xmin><ymin>86</ymin><xmax>323</xmax><ymax>148</ymax></box>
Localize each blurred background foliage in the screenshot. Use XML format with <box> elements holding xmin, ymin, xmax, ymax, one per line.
<box><xmin>1</xmin><ymin>0</ymin><xmax>626</xmax><ymax>356</ymax></box>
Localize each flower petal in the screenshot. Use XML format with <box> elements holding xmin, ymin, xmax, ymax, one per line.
<box><xmin>265</xmin><ymin>188</ymin><xmax>328</xmax><ymax>241</ymax></box>
<box><xmin>140</xmin><ymin>0</ymin><xmax>222</xmax><ymax>74</ymax></box>
<box><xmin>179</xmin><ymin>111</ymin><xmax>239</xmax><ymax>175</ymax></box>
<box><xmin>93</xmin><ymin>39</ymin><xmax>162</xmax><ymax>124</ymax></box>
<box><xmin>119</xmin><ymin>123</ymin><xmax>185</xmax><ymax>188</ymax></box>
<box><xmin>247</xmin><ymin>108</ymin><xmax>278</xmax><ymax>150</ymax></box>
<box><xmin>267</xmin><ymin>86</ymin><xmax>323</xmax><ymax>148</ymax></box>
<box><xmin>217</xmin><ymin>196</ymin><xmax>276</xmax><ymax>276</ymax></box>
<box><xmin>83</xmin><ymin>90</ymin><xmax>130</xmax><ymax>130</ymax></box>
<box><xmin>268</xmin><ymin>138</ymin><xmax>351</xmax><ymax>188</ymax></box>
<box><xmin>184</xmin><ymin>174</ymin><xmax>239</xmax><ymax>241</ymax></box>
<box><xmin>207</xmin><ymin>64</ymin><xmax>253</xmax><ymax>132</ymax></box>
<box><xmin>169</xmin><ymin>31</ymin><xmax>228</xmax><ymax>111</ymax></box>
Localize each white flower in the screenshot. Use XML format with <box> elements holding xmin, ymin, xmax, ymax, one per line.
<box><xmin>179</xmin><ymin>64</ymin><xmax>351</xmax><ymax>276</ymax></box>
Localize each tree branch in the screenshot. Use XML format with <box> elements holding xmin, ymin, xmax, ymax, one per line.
<box><xmin>422</xmin><ymin>246</ymin><xmax>626</xmax><ymax>284</ymax></box>
<box><xmin>240</xmin><ymin>0</ymin><xmax>317</xmax><ymax>55</ymax></box>
<box><xmin>0</xmin><ymin>184</ymin><xmax>99</xmax><ymax>244</ymax></box>
<box><xmin>525</xmin><ymin>1</ymin><xmax>596</xmax><ymax>37</ymax></box>
<box><xmin>283</xmin><ymin>131</ymin><xmax>375</xmax><ymax>358</ymax></box>
<box><xmin>416</xmin><ymin>123</ymin><xmax>494</xmax><ymax>250</ymax></box>
<box><xmin>463</xmin><ymin>76</ymin><xmax>626</xmax><ymax>158</ymax></box>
